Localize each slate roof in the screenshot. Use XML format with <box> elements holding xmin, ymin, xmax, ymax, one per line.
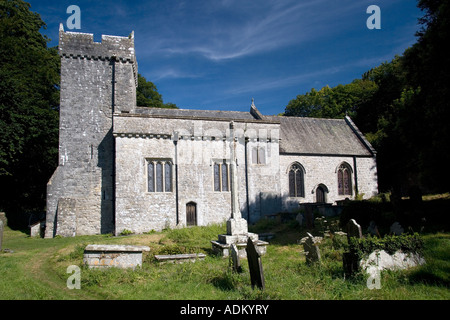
<box><xmin>133</xmin><ymin>106</ymin><xmax>375</xmax><ymax>157</ymax></box>
<box><xmin>134</xmin><ymin>106</ymin><xmax>261</xmax><ymax>121</ymax></box>
<box><xmin>265</xmin><ymin>115</ymin><xmax>375</xmax><ymax>156</ymax></box>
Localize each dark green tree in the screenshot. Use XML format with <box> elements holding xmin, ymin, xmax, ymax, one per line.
<box><xmin>136</xmin><ymin>74</ymin><xmax>178</xmax><ymax>109</ymax></box>
<box><xmin>0</xmin><ymin>0</ymin><xmax>60</xmax><ymax>227</ymax></box>
<box><xmin>284</xmin><ymin>0</ymin><xmax>450</xmax><ymax>194</ymax></box>
<box><xmin>399</xmin><ymin>0</ymin><xmax>450</xmax><ymax>192</ymax></box>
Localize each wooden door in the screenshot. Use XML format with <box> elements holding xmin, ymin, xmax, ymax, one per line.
<box><xmin>316</xmin><ymin>186</ymin><xmax>326</xmax><ymax>203</ymax></box>
<box><xmin>186</xmin><ymin>202</ymin><xmax>197</xmax><ymax>226</ymax></box>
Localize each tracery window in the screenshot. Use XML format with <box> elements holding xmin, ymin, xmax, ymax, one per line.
<box><xmin>288</xmin><ymin>163</ymin><xmax>305</xmax><ymax>197</ymax></box>
<box><xmin>148</xmin><ymin>159</ymin><xmax>173</xmax><ymax>193</ymax></box>
<box><xmin>337</xmin><ymin>163</ymin><xmax>352</xmax><ymax>195</ymax></box>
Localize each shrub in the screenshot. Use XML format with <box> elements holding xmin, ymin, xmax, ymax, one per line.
<box><xmin>348</xmin><ymin>233</ymin><xmax>424</xmax><ymax>260</ymax></box>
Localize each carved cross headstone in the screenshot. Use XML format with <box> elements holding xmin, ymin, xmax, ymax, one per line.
<box><xmin>0</xmin><ymin>220</ymin><xmax>4</xmax><ymax>252</ymax></box>
<box><xmin>246</xmin><ymin>238</ymin><xmax>265</xmax><ymax>290</ymax></box>
<box><xmin>230</xmin><ymin>244</ymin><xmax>242</xmax><ymax>273</ymax></box>
<box><xmin>303</xmin><ymin>232</ymin><xmax>321</xmax><ymax>265</ymax></box>
<box><xmin>346</xmin><ymin>219</ymin><xmax>362</xmax><ymax>241</ymax></box>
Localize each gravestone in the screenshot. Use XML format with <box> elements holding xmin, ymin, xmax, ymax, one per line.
<box><xmin>301</xmin><ymin>204</ymin><xmax>315</xmax><ymax>229</ymax></box>
<box><xmin>246</xmin><ymin>238</ymin><xmax>265</xmax><ymax>290</ymax></box>
<box><xmin>0</xmin><ymin>220</ymin><xmax>3</xmax><ymax>252</ymax></box>
<box><xmin>303</xmin><ymin>232</ymin><xmax>321</xmax><ymax>265</ymax></box>
<box><xmin>230</xmin><ymin>244</ymin><xmax>242</xmax><ymax>273</ymax></box>
<box><xmin>0</xmin><ymin>212</ymin><xmax>6</xmax><ymax>226</ymax></box>
<box><xmin>346</xmin><ymin>219</ymin><xmax>362</xmax><ymax>241</ymax></box>
<box><xmin>390</xmin><ymin>222</ymin><xmax>404</xmax><ymax>235</ymax></box>
<box><xmin>367</xmin><ymin>220</ymin><xmax>380</xmax><ymax>237</ymax></box>
<box><xmin>295</xmin><ymin>212</ymin><xmax>303</xmax><ymax>226</ymax></box>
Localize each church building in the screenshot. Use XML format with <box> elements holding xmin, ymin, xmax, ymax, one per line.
<box><xmin>45</xmin><ymin>26</ymin><xmax>378</xmax><ymax>238</ymax></box>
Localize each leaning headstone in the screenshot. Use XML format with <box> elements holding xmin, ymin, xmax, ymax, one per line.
<box><xmin>230</xmin><ymin>244</ymin><xmax>242</xmax><ymax>273</ymax></box>
<box><xmin>0</xmin><ymin>220</ymin><xmax>3</xmax><ymax>252</ymax></box>
<box><xmin>346</xmin><ymin>219</ymin><xmax>362</xmax><ymax>241</ymax></box>
<box><xmin>390</xmin><ymin>222</ymin><xmax>404</xmax><ymax>235</ymax></box>
<box><xmin>302</xmin><ymin>232</ymin><xmax>321</xmax><ymax>265</ymax></box>
<box><xmin>246</xmin><ymin>238</ymin><xmax>265</xmax><ymax>290</ymax></box>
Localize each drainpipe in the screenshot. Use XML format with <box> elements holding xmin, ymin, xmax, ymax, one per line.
<box><xmin>244</xmin><ymin>137</ymin><xmax>250</xmax><ymax>223</ymax></box>
<box><xmin>111</xmin><ymin>57</ymin><xmax>116</xmax><ymax>233</ymax></box>
<box><xmin>174</xmin><ymin>132</ymin><xmax>179</xmax><ymax>225</ymax></box>
<box><xmin>353</xmin><ymin>156</ymin><xmax>359</xmax><ymax>197</ymax></box>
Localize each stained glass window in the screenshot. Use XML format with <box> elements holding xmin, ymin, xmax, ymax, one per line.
<box><xmin>337</xmin><ymin>163</ymin><xmax>352</xmax><ymax>196</ymax></box>
<box><xmin>288</xmin><ymin>163</ymin><xmax>305</xmax><ymax>197</ymax></box>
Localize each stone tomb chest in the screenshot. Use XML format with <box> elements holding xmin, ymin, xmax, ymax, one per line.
<box><xmin>83</xmin><ymin>244</ymin><xmax>150</xmax><ymax>269</ymax></box>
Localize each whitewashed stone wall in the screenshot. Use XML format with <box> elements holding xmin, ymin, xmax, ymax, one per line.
<box><xmin>279</xmin><ymin>154</ymin><xmax>378</xmax><ymax>212</ymax></box>
<box><xmin>114</xmin><ymin>115</ymin><xmax>281</xmax><ymax>233</ymax></box>
<box><xmin>354</xmin><ymin>157</ymin><xmax>378</xmax><ymax>198</ymax></box>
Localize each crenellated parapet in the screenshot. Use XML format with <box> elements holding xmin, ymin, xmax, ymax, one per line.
<box><xmin>58</xmin><ymin>23</ymin><xmax>138</xmax><ymax>86</ymax></box>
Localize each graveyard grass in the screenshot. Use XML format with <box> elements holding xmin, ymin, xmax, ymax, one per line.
<box><xmin>0</xmin><ymin>219</ymin><xmax>449</xmax><ymax>300</ymax></box>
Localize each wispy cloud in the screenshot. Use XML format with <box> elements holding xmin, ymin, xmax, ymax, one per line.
<box><xmin>150</xmin><ymin>67</ymin><xmax>204</xmax><ymax>81</ymax></box>
<box><xmin>138</xmin><ymin>0</ymin><xmax>346</xmax><ymax>61</ymax></box>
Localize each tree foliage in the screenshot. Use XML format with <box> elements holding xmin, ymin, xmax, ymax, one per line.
<box><xmin>136</xmin><ymin>74</ymin><xmax>178</xmax><ymax>109</ymax></box>
<box><xmin>0</xmin><ymin>0</ymin><xmax>60</xmax><ymax>222</ymax></box>
<box><xmin>284</xmin><ymin>0</ymin><xmax>450</xmax><ymax>194</ymax></box>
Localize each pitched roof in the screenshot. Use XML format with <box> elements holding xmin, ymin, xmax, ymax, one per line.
<box><xmin>265</xmin><ymin>115</ymin><xmax>375</xmax><ymax>156</ymax></box>
<box><xmin>132</xmin><ymin>106</ymin><xmax>375</xmax><ymax>157</ymax></box>
<box><xmin>134</xmin><ymin>107</ymin><xmax>261</xmax><ymax>121</ymax></box>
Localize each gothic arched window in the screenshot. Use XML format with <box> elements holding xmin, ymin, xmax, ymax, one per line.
<box><xmin>288</xmin><ymin>163</ymin><xmax>305</xmax><ymax>197</ymax></box>
<box><xmin>337</xmin><ymin>163</ymin><xmax>352</xmax><ymax>196</ymax></box>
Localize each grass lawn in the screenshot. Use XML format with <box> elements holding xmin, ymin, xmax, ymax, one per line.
<box><xmin>1</xmin><ymin>218</ymin><xmax>449</xmax><ymax>301</ymax></box>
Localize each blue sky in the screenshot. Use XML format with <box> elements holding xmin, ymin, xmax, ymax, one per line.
<box><xmin>28</xmin><ymin>0</ymin><xmax>422</xmax><ymax>115</ymax></box>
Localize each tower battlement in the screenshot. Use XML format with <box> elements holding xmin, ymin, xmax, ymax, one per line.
<box><xmin>58</xmin><ymin>24</ymin><xmax>138</xmax><ymax>85</ymax></box>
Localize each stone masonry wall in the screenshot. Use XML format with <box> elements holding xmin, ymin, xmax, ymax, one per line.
<box><xmin>279</xmin><ymin>154</ymin><xmax>378</xmax><ymax>211</ymax></box>
<box><xmin>114</xmin><ymin>115</ymin><xmax>280</xmax><ymax>233</ymax></box>
<box><xmin>45</xmin><ymin>27</ymin><xmax>137</xmax><ymax>237</ymax></box>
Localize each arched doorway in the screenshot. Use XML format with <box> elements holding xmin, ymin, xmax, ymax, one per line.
<box><xmin>186</xmin><ymin>202</ymin><xmax>197</xmax><ymax>226</ymax></box>
<box><xmin>315</xmin><ymin>185</ymin><xmax>327</xmax><ymax>203</ymax></box>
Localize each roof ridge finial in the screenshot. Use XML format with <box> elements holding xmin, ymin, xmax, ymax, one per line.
<box><xmin>249</xmin><ymin>97</ymin><xmax>263</xmax><ymax>120</ymax></box>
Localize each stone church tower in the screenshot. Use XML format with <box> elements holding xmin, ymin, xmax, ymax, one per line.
<box><xmin>45</xmin><ymin>25</ymin><xmax>138</xmax><ymax>237</ymax></box>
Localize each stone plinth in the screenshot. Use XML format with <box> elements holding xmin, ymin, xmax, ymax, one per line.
<box><xmin>227</xmin><ymin>218</ymin><xmax>248</xmax><ymax>235</ymax></box>
<box><xmin>83</xmin><ymin>244</ymin><xmax>150</xmax><ymax>269</ymax></box>
<box><xmin>154</xmin><ymin>253</ymin><xmax>206</xmax><ymax>264</ymax></box>
<box><xmin>211</xmin><ymin>232</ymin><xmax>268</xmax><ymax>258</ymax></box>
